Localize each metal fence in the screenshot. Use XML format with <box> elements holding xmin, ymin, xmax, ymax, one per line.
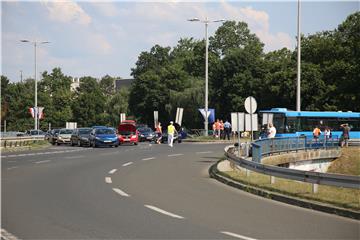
<box><xmin>252</xmin><ymin>136</ymin><xmax>339</xmax><ymax>163</ymax></box>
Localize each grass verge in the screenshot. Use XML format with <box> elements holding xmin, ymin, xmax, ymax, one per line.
<box><xmin>220</xmin><ymin>147</ymin><xmax>360</xmax><ymax>211</ymax></box>
<box><xmin>1</xmin><ymin>140</ymin><xmax>50</xmax><ymax>153</ymax></box>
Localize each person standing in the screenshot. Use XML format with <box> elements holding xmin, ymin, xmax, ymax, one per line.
<box><xmin>220</xmin><ymin>120</ymin><xmax>224</xmax><ymax>139</ymax></box>
<box><xmin>313</xmin><ymin>126</ymin><xmax>321</xmax><ymax>142</ymax></box>
<box><xmin>340</xmin><ymin>123</ymin><xmax>350</xmax><ymax>147</ymax></box>
<box><xmin>223</xmin><ymin>120</ymin><xmax>232</xmax><ymax>140</ymax></box>
<box><xmin>167</xmin><ymin>121</ymin><xmax>177</xmax><ymax>147</ymax></box>
<box><xmin>155</xmin><ymin>122</ymin><xmax>162</xmax><ymax>144</ymax></box>
<box><xmin>267</xmin><ymin>123</ymin><xmax>276</xmax><ymax>138</ymax></box>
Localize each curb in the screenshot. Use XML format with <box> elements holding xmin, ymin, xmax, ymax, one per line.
<box><xmin>209</xmin><ymin>160</ymin><xmax>360</xmax><ymax>220</ymax></box>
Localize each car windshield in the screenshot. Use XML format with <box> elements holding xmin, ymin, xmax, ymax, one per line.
<box><xmin>96</xmin><ymin>129</ymin><xmax>115</xmax><ymax>135</ymax></box>
<box><xmin>79</xmin><ymin>129</ymin><xmax>92</xmax><ymax>134</ymax></box>
<box><xmin>139</xmin><ymin>128</ymin><xmax>152</xmax><ymax>133</ymax></box>
<box><xmin>60</xmin><ymin>129</ymin><xmax>74</xmax><ymax>134</ymax></box>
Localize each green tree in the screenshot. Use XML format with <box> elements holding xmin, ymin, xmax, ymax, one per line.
<box><xmin>72</xmin><ymin>77</ymin><xmax>106</xmax><ymax>127</ymax></box>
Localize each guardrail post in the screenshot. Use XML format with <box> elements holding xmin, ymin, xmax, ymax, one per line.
<box><xmin>270</xmin><ymin>176</ymin><xmax>275</xmax><ymax>184</ymax></box>
<box><xmin>312</xmin><ymin>183</ymin><xmax>318</xmax><ymax>194</ymax></box>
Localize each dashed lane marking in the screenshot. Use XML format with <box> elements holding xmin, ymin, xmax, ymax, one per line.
<box><xmin>109</xmin><ymin>169</ymin><xmax>117</xmax><ymax>174</ymax></box>
<box><xmin>122</xmin><ymin>162</ymin><xmax>133</xmax><ymax>167</ymax></box>
<box><xmin>34</xmin><ymin>160</ymin><xmax>51</xmax><ymax>164</ymax></box>
<box><xmin>2</xmin><ymin>148</ymin><xmax>89</xmax><ymax>159</ymax></box>
<box><xmin>105</xmin><ymin>177</ymin><xmax>112</xmax><ymax>184</ymax></box>
<box><xmin>168</xmin><ymin>154</ymin><xmax>184</xmax><ymax>157</ymax></box>
<box><xmin>144</xmin><ymin>205</ymin><xmax>185</xmax><ymax>219</ymax></box>
<box><xmin>220</xmin><ymin>231</ymin><xmax>257</xmax><ymax>240</ymax></box>
<box><xmin>112</xmin><ymin>188</ymin><xmax>130</xmax><ymax>197</ymax></box>
<box><xmin>64</xmin><ymin>155</ymin><xmax>84</xmax><ymax>159</ymax></box>
<box><xmin>7</xmin><ymin>167</ymin><xmax>18</xmax><ymax>170</ymax></box>
<box><xmin>196</xmin><ymin>151</ymin><xmax>213</xmax><ymax>154</ymax></box>
<box><xmin>141</xmin><ymin>157</ymin><xmax>155</xmax><ymax>161</ymax></box>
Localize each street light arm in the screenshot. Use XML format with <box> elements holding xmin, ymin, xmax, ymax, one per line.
<box><xmin>20</xmin><ymin>40</ymin><xmax>30</xmax><ymax>43</ymax></box>
<box><xmin>187</xmin><ymin>18</ymin><xmax>200</xmax><ymax>22</ymax></box>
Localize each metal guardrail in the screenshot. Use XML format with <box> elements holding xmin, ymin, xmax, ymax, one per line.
<box><xmin>0</xmin><ymin>136</ymin><xmax>45</xmax><ymax>148</ymax></box>
<box><xmin>225</xmin><ymin>142</ymin><xmax>360</xmax><ymax>189</ymax></box>
<box><xmin>251</xmin><ymin>136</ymin><xmax>339</xmax><ymax>163</ymax></box>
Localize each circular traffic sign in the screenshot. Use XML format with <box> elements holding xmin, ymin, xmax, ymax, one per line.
<box><xmin>244</xmin><ymin>96</ymin><xmax>257</xmax><ymax>114</ymax></box>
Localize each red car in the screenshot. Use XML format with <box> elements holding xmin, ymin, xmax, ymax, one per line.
<box><xmin>118</xmin><ymin>122</ymin><xmax>139</xmax><ymax>145</ymax></box>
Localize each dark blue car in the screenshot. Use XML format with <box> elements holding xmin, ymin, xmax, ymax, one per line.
<box><xmin>89</xmin><ymin>127</ymin><xmax>119</xmax><ymax>148</ymax></box>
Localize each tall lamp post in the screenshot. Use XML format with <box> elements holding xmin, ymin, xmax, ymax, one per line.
<box><xmin>20</xmin><ymin>39</ymin><xmax>50</xmax><ymax>130</ymax></box>
<box><xmin>188</xmin><ymin>17</ymin><xmax>225</xmax><ymax>136</ymax></box>
<box><xmin>296</xmin><ymin>0</ymin><xmax>301</xmax><ymax>112</ymax></box>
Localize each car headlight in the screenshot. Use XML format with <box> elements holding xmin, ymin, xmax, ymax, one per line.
<box><xmin>58</xmin><ymin>136</ymin><xmax>62</xmax><ymax>140</ymax></box>
<box><xmin>140</xmin><ymin>134</ymin><xmax>144</xmax><ymax>137</ymax></box>
<box><xmin>95</xmin><ymin>137</ymin><xmax>100</xmax><ymax>140</ymax></box>
<box><xmin>149</xmin><ymin>133</ymin><xmax>153</xmax><ymax>137</ymax></box>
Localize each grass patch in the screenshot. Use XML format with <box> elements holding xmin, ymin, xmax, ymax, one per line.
<box><xmin>220</xmin><ymin>147</ymin><xmax>360</xmax><ymax>211</ymax></box>
<box><xmin>1</xmin><ymin>140</ymin><xmax>50</xmax><ymax>152</ymax></box>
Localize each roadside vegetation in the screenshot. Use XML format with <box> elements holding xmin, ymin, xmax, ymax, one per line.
<box><xmin>220</xmin><ymin>147</ymin><xmax>360</xmax><ymax>211</ymax></box>
<box><xmin>1</xmin><ymin>140</ymin><xmax>50</xmax><ymax>153</ymax></box>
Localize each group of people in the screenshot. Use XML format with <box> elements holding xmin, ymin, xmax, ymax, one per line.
<box><xmin>212</xmin><ymin>119</ymin><xmax>232</xmax><ymax>140</ymax></box>
<box><xmin>155</xmin><ymin>121</ymin><xmax>177</xmax><ymax>147</ymax></box>
<box><xmin>313</xmin><ymin>123</ymin><xmax>351</xmax><ymax>147</ymax></box>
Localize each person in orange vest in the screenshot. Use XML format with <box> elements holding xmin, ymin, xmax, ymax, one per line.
<box><xmin>215</xmin><ymin>119</ymin><xmax>221</xmax><ymax>138</ymax></box>
<box><xmin>313</xmin><ymin>126</ymin><xmax>321</xmax><ymax>142</ymax></box>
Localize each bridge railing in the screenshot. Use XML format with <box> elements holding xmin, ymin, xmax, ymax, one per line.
<box><xmin>252</xmin><ymin>136</ymin><xmax>339</xmax><ymax>163</ymax></box>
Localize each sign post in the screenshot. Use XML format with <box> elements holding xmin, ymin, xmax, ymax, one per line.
<box><xmin>231</xmin><ymin>112</ymin><xmax>244</xmax><ymax>157</ymax></box>
<box><xmin>244</xmin><ymin>96</ymin><xmax>257</xmax><ymax>141</ymax></box>
<box><xmin>153</xmin><ymin>111</ymin><xmax>158</xmax><ymax>129</ymax></box>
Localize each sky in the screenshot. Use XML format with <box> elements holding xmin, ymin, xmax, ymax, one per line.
<box><xmin>1</xmin><ymin>0</ymin><xmax>359</xmax><ymax>82</ymax></box>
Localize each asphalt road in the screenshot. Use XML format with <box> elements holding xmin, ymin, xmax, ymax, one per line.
<box><xmin>2</xmin><ymin>143</ymin><xmax>359</xmax><ymax>239</ymax></box>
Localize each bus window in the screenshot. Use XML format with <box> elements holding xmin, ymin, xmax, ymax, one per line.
<box><xmin>273</xmin><ymin>114</ymin><xmax>285</xmax><ymax>133</ymax></box>
<box><xmin>285</xmin><ymin>117</ymin><xmax>299</xmax><ymax>133</ymax></box>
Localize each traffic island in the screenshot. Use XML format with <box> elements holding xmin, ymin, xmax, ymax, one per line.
<box><xmin>209</xmin><ymin>159</ymin><xmax>360</xmax><ymax>220</ymax></box>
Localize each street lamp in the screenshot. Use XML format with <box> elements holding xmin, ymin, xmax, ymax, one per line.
<box><xmin>296</xmin><ymin>0</ymin><xmax>301</xmax><ymax>112</ymax></box>
<box><xmin>188</xmin><ymin>17</ymin><xmax>225</xmax><ymax>136</ymax></box>
<box><xmin>20</xmin><ymin>39</ymin><xmax>50</xmax><ymax>130</ymax></box>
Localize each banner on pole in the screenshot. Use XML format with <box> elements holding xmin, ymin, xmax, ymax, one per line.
<box><xmin>154</xmin><ymin>111</ymin><xmax>158</xmax><ymax>128</ymax></box>
<box><xmin>198</xmin><ymin>108</ymin><xmax>215</xmax><ymax>123</ymax></box>
<box><xmin>175</xmin><ymin>108</ymin><xmax>184</xmax><ymax>126</ymax></box>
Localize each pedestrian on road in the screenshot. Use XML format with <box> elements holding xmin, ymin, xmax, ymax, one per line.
<box><xmin>155</xmin><ymin>122</ymin><xmax>162</xmax><ymax>144</ymax></box>
<box><xmin>223</xmin><ymin>120</ymin><xmax>231</xmax><ymax>140</ymax></box>
<box><xmin>167</xmin><ymin>121</ymin><xmax>177</xmax><ymax>147</ymax></box>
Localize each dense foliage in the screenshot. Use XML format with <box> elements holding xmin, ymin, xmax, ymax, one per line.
<box><xmin>1</xmin><ymin>12</ymin><xmax>359</xmax><ymax>131</ymax></box>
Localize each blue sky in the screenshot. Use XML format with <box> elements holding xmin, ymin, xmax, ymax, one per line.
<box><xmin>1</xmin><ymin>1</ymin><xmax>359</xmax><ymax>82</ymax></box>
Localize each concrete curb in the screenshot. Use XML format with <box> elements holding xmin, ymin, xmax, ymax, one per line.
<box><xmin>209</xmin><ymin>160</ymin><xmax>360</xmax><ymax>220</ymax></box>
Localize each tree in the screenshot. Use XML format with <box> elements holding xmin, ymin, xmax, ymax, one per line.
<box><xmin>209</xmin><ymin>21</ymin><xmax>264</xmax><ymax>57</ymax></box>
<box><xmin>106</xmin><ymin>88</ymin><xmax>129</xmax><ymax>126</ymax></box>
<box><xmin>72</xmin><ymin>77</ymin><xmax>106</xmax><ymax>127</ymax></box>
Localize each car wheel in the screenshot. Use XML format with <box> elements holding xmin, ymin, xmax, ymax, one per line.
<box><xmin>56</xmin><ymin>141</ymin><xmax>60</xmax><ymax>146</ymax></box>
<box><xmin>134</xmin><ymin>142</ymin><xmax>138</xmax><ymax>145</ymax></box>
<box><xmin>115</xmin><ymin>144</ymin><xmax>119</xmax><ymax>148</ymax></box>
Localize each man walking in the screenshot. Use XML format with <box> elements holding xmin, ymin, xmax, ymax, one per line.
<box><xmin>167</xmin><ymin>121</ymin><xmax>177</xmax><ymax>147</ymax></box>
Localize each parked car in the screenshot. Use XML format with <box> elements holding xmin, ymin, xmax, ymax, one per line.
<box><xmin>56</xmin><ymin>128</ymin><xmax>74</xmax><ymax>145</ymax></box>
<box><xmin>26</xmin><ymin>129</ymin><xmax>46</xmax><ymax>138</ymax></box>
<box><xmin>48</xmin><ymin>129</ymin><xmax>60</xmax><ymax>145</ymax></box>
<box><xmin>70</xmin><ymin>128</ymin><xmax>92</xmax><ymax>147</ymax></box>
<box><xmin>138</xmin><ymin>127</ymin><xmax>156</xmax><ymax>142</ymax></box>
<box><xmin>89</xmin><ymin>127</ymin><xmax>119</xmax><ymax>148</ymax></box>
<box><xmin>118</xmin><ymin>122</ymin><xmax>139</xmax><ymax>145</ymax></box>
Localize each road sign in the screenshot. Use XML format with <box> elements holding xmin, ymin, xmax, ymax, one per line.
<box><xmin>245</xmin><ymin>114</ymin><xmax>258</xmax><ymax>131</ymax></box>
<box><xmin>231</xmin><ymin>112</ymin><xmax>244</xmax><ymax>132</ymax></box>
<box><xmin>244</xmin><ymin>96</ymin><xmax>257</xmax><ymax>114</ymax></box>
<box><xmin>154</xmin><ymin>111</ymin><xmax>158</xmax><ymax>128</ymax></box>
<box><xmin>175</xmin><ymin>108</ymin><xmax>184</xmax><ymax>126</ymax></box>
<box><xmin>120</xmin><ymin>113</ymin><xmax>126</xmax><ymax>123</ymax></box>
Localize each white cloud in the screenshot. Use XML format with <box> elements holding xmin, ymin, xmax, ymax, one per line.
<box><xmin>41</xmin><ymin>0</ymin><xmax>91</xmax><ymax>25</ymax></box>
<box><xmin>220</xmin><ymin>1</ymin><xmax>294</xmax><ymax>51</ymax></box>
<box><xmin>88</xmin><ymin>33</ymin><xmax>112</xmax><ymax>54</ymax></box>
<box><xmin>89</xmin><ymin>2</ymin><xmax>119</xmax><ymax>17</ymax></box>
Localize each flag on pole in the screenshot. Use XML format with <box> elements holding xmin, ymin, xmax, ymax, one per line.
<box><xmin>38</xmin><ymin>107</ymin><xmax>45</xmax><ymax>119</ymax></box>
<box><xmin>29</xmin><ymin>107</ymin><xmax>35</xmax><ymax>118</ymax></box>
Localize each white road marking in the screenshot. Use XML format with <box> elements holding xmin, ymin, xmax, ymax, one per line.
<box><xmin>122</xmin><ymin>162</ymin><xmax>133</xmax><ymax>167</ymax></box>
<box><xmin>196</xmin><ymin>151</ymin><xmax>213</xmax><ymax>154</ymax></box>
<box><xmin>109</xmin><ymin>169</ymin><xmax>117</xmax><ymax>174</ymax></box>
<box><xmin>7</xmin><ymin>167</ymin><xmax>18</xmax><ymax>170</ymax></box>
<box><xmin>144</xmin><ymin>205</ymin><xmax>184</xmax><ymax>219</ymax></box>
<box><xmin>35</xmin><ymin>160</ymin><xmax>51</xmax><ymax>164</ymax></box>
<box><xmin>168</xmin><ymin>154</ymin><xmax>184</xmax><ymax>157</ymax></box>
<box><xmin>1</xmin><ymin>228</ymin><xmax>20</xmax><ymax>240</ymax></box>
<box><xmin>142</xmin><ymin>157</ymin><xmax>155</xmax><ymax>161</ymax></box>
<box><xmin>105</xmin><ymin>177</ymin><xmax>112</xmax><ymax>184</ymax></box>
<box><xmin>65</xmin><ymin>155</ymin><xmax>84</xmax><ymax>159</ymax></box>
<box><xmin>2</xmin><ymin>148</ymin><xmax>89</xmax><ymax>159</ymax></box>
<box><xmin>220</xmin><ymin>231</ymin><xmax>257</xmax><ymax>240</ymax></box>
<box><xmin>112</xmin><ymin>188</ymin><xmax>130</xmax><ymax>197</ymax></box>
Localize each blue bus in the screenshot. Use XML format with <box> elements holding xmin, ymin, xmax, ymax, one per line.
<box><xmin>259</xmin><ymin>108</ymin><xmax>360</xmax><ymax>140</ymax></box>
